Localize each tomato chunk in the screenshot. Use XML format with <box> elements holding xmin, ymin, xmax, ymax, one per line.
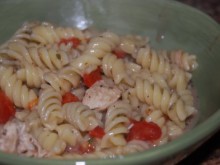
<box><xmin>58</xmin><ymin>37</ymin><xmax>81</xmax><ymax>48</ymax></box>
<box><xmin>83</xmin><ymin>67</ymin><xmax>102</xmax><ymax>88</ymax></box>
<box><xmin>89</xmin><ymin>126</ymin><xmax>105</xmax><ymax>139</ymax></box>
<box><xmin>112</xmin><ymin>49</ymin><xmax>127</xmax><ymax>58</ymax></box>
<box><xmin>0</xmin><ymin>91</ymin><xmax>15</xmax><ymax>124</ymax></box>
<box><xmin>62</xmin><ymin>92</ymin><xmax>79</xmax><ymax>104</ymax></box>
<box><xmin>127</xmin><ymin>120</ymin><xmax>162</xmax><ymax>141</ymax></box>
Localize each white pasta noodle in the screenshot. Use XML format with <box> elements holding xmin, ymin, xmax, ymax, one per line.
<box><xmin>38</xmin><ymin>84</ymin><xmax>64</xmax><ymax>130</ymax></box>
<box><xmin>16</xmin><ymin>62</ymin><xmax>48</xmax><ymax>88</ymax></box>
<box><xmin>120</xmin><ymin>35</ymin><xmax>148</xmax><ymax>55</ymax></box>
<box><xmin>136</xmin><ymin>46</ymin><xmax>172</xmax><ymax>77</ymax></box>
<box><xmin>56</xmin><ymin>124</ymin><xmax>82</xmax><ymax>146</ymax></box>
<box><xmin>102</xmin><ymin>54</ymin><xmax>126</xmax><ymax>84</ymax></box>
<box><xmin>0</xmin><ymin>22</ymin><xmax>198</xmax><ymax>159</ymax></box>
<box><xmin>70</xmin><ymin>54</ymin><xmax>101</xmax><ymax>75</ymax></box>
<box><xmin>134</xmin><ymin>78</ymin><xmax>196</xmax><ymax>128</ymax></box>
<box><xmin>0</xmin><ymin>22</ymin><xmax>39</xmax><ymax>50</ymax></box>
<box><xmin>63</xmin><ymin>102</ymin><xmax>101</xmax><ymax>131</ymax></box>
<box><xmin>82</xmin><ymin>31</ymin><xmax>120</xmax><ymax>59</ymax></box>
<box><xmin>168</xmin><ymin>50</ymin><xmax>198</xmax><ymax>72</ymax></box>
<box><xmin>29</xmin><ymin>22</ymin><xmax>86</xmax><ymax>44</ymax></box>
<box><xmin>44</xmin><ymin>67</ymin><xmax>80</xmax><ymax>95</ymax></box>
<box><xmin>33</xmin><ymin>126</ymin><xmax>66</xmax><ymax>155</ymax></box>
<box><xmin>0</xmin><ymin>66</ymin><xmax>37</xmax><ymax>109</ymax></box>
<box><xmin>101</xmin><ymin>101</ymin><xmax>131</xmax><ymax>148</ymax></box>
<box><xmin>0</xmin><ymin>42</ymin><xmax>69</xmax><ymax>70</ymax></box>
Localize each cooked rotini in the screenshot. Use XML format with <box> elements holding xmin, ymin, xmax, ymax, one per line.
<box><xmin>2</xmin><ymin>42</ymin><xmax>69</xmax><ymax>70</ymax></box>
<box><xmin>134</xmin><ymin>78</ymin><xmax>196</xmax><ymax>128</ymax></box>
<box><xmin>63</xmin><ymin>102</ymin><xmax>101</xmax><ymax>131</ymax></box>
<box><xmin>136</xmin><ymin>46</ymin><xmax>172</xmax><ymax>77</ymax></box>
<box><xmin>29</xmin><ymin>22</ymin><xmax>86</xmax><ymax>45</ymax></box>
<box><xmin>32</xmin><ymin>126</ymin><xmax>66</xmax><ymax>155</ymax></box>
<box><xmin>82</xmin><ymin>31</ymin><xmax>120</xmax><ymax>59</ymax></box>
<box><xmin>168</xmin><ymin>66</ymin><xmax>192</xmax><ymax>92</ymax></box>
<box><xmin>0</xmin><ymin>22</ymin><xmax>198</xmax><ymax>159</ymax></box>
<box><xmin>56</xmin><ymin>124</ymin><xmax>83</xmax><ymax>146</ymax></box>
<box><xmin>38</xmin><ymin>84</ymin><xmax>64</xmax><ymax>130</ymax></box>
<box><xmin>102</xmin><ymin>53</ymin><xmax>126</xmax><ymax>84</ymax></box>
<box><xmin>168</xmin><ymin>50</ymin><xmax>198</xmax><ymax>72</ymax></box>
<box><xmin>70</xmin><ymin>54</ymin><xmax>101</xmax><ymax>75</ymax></box>
<box><xmin>119</xmin><ymin>35</ymin><xmax>148</xmax><ymax>55</ymax></box>
<box><xmin>43</xmin><ymin>68</ymin><xmax>80</xmax><ymax>95</ymax></box>
<box><xmin>16</xmin><ymin>62</ymin><xmax>47</xmax><ymax>88</ymax></box>
<box><xmin>101</xmin><ymin>101</ymin><xmax>131</xmax><ymax>148</ymax></box>
<box><xmin>0</xmin><ymin>66</ymin><xmax>37</xmax><ymax>109</ymax></box>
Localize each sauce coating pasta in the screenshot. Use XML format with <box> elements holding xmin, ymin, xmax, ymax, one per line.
<box><xmin>0</xmin><ymin>22</ymin><xmax>198</xmax><ymax>159</ymax></box>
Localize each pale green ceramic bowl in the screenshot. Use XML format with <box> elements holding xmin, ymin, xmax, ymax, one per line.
<box><xmin>0</xmin><ymin>0</ymin><xmax>220</xmax><ymax>165</ymax></box>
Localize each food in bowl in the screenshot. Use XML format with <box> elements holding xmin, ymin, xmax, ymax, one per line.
<box><xmin>0</xmin><ymin>21</ymin><xmax>198</xmax><ymax>159</ymax></box>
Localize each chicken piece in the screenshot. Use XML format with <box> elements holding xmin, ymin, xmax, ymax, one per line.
<box><xmin>16</xmin><ymin>121</ymin><xmax>48</xmax><ymax>157</ymax></box>
<box><xmin>0</xmin><ymin>119</ymin><xmax>48</xmax><ymax>157</ymax></box>
<box><xmin>0</xmin><ymin>121</ymin><xmax>18</xmax><ymax>153</ymax></box>
<box><xmin>82</xmin><ymin>80</ymin><xmax>121</xmax><ymax>111</ymax></box>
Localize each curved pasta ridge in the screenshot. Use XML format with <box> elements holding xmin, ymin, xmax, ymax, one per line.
<box><xmin>38</xmin><ymin>84</ymin><xmax>64</xmax><ymax>130</ymax></box>
<box><xmin>63</xmin><ymin>102</ymin><xmax>100</xmax><ymax>131</ymax></box>
<box><xmin>0</xmin><ymin>66</ymin><xmax>37</xmax><ymax>109</ymax></box>
<box><xmin>101</xmin><ymin>101</ymin><xmax>131</xmax><ymax>148</ymax></box>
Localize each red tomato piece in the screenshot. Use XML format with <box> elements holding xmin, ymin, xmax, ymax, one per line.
<box><xmin>127</xmin><ymin>120</ymin><xmax>162</xmax><ymax>141</ymax></box>
<box><xmin>89</xmin><ymin>126</ymin><xmax>105</xmax><ymax>139</ymax></box>
<box><xmin>58</xmin><ymin>37</ymin><xmax>81</xmax><ymax>48</ymax></box>
<box><xmin>79</xmin><ymin>141</ymin><xmax>95</xmax><ymax>154</ymax></box>
<box><xmin>0</xmin><ymin>91</ymin><xmax>15</xmax><ymax>124</ymax></box>
<box><xmin>112</xmin><ymin>49</ymin><xmax>127</xmax><ymax>58</ymax></box>
<box><xmin>62</xmin><ymin>92</ymin><xmax>79</xmax><ymax>105</ymax></box>
<box><xmin>83</xmin><ymin>67</ymin><xmax>102</xmax><ymax>88</ymax></box>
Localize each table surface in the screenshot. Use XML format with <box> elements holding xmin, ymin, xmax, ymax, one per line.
<box><xmin>177</xmin><ymin>0</ymin><xmax>220</xmax><ymax>165</ymax></box>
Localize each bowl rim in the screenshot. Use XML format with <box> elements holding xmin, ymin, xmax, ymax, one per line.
<box><xmin>0</xmin><ymin>0</ymin><xmax>220</xmax><ymax>164</ymax></box>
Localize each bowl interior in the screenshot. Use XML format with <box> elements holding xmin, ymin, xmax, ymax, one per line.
<box><xmin>0</xmin><ymin>0</ymin><xmax>220</xmax><ymax>165</ymax></box>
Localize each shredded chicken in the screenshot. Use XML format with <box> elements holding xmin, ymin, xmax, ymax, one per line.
<box><xmin>0</xmin><ymin>119</ymin><xmax>48</xmax><ymax>157</ymax></box>
<box><xmin>82</xmin><ymin>80</ymin><xmax>121</xmax><ymax>111</ymax></box>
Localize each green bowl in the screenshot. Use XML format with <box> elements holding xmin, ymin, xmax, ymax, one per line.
<box><xmin>0</xmin><ymin>0</ymin><xmax>220</xmax><ymax>164</ymax></box>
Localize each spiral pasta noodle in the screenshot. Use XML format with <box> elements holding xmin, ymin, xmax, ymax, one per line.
<box><xmin>63</xmin><ymin>102</ymin><xmax>101</xmax><ymax>131</ymax></box>
<box><xmin>29</xmin><ymin>22</ymin><xmax>86</xmax><ymax>45</ymax></box>
<box><xmin>38</xmin><ymin>84</ymin><xmax>64</xmax><ymax>130</ymax></box>
<box><xmin>43</xmin><ymin>67</ymin><xmax>80</xmax><ymax>95</ymax></box>
<box><xmin>1</xmin><ymin>42</ymin><xmax>69</xmax><ymax>70</ymax></box>
<box><xmin>168</xmin><ymin>67</ymin><xmax>192</xmax><ymax>92</ymax></box>
<box><xmin>82</xmin><ymin>31</ymin><xmax>120</xmax><ymax>59</ymax></box>
<box><xmin>102</xmin><ymin>54</ymin><xmax>126</xmax><ymax>84</ymax></box>
<box><xmin>32</xmin><ymin>126</ymin><xmax>66</xmax><ymax>155</ymax></box>
<box><xmin>0</xmin><ymin>66</ymin><xmax>37</xmax><ymax>109</ymax></box>
<box><xmin>70</xmin><ymin>54</ymin><xmax>101</xmax><ymax>75</ymax></box>
<box><xmin>56</xmin><ymin>124</ymin><xmax>82</xmax><ymax>146</ymax></box>
<box><xmin>16</xmin><ymin>62</ymin><xmax>47</xmax><ymax>88</ymax></box>
<box><xmin>169</xmin><ymin>50</ymin><xmax>198</xmax><ymax>72</ymax></box>
<box><xmin>134</xmin><ymin>78</ymin><xmax>195</xmax><ymax>128</ymax></box>
<box><xmin>136</xmin><ymin>46</ymin><xmax>172</xmax><ymax>77</ymax></box>
<box><xmin>101</xmin><ymin>101</ymin><xmax>131</xmax><ymax>148</ymax></box>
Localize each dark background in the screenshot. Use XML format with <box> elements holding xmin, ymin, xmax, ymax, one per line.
<box><xmin>177</xmin><ymin>0</ymin><xmax>220</xmax><ymax>164</ymax></box>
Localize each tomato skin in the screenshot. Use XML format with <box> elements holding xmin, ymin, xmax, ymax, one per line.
<box><xmin>89</xmin><ymin>126</ymin><xmax>105</xmax><ymax>139</ymax></box>
<box><xmin>83</xmin><ymin>67</ymin><xmax>102</xmax><ymax>88</ymax></box>
<box><xmin>62</xmin><ymin>92</ymin><xmax>79</xmax><ymax>105</ymax></box>
<box><xmin>58</xmin><ymin>37</ymin><xmax>81</xmax><ymax>48</ymax></box>
<box><xmin>112</xmin><ymin>49</ymin><xmax>127</xmax><ymax>58</ymax></box>
<box><xmin>127</xmin><ymin>120</ymin><xmax>162</xmax><ymax>141</ymax></box>
<box><xmin>0</xmin><ymin>91</ymin><xmax>15</xmax><ymax>124</ymax></box>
